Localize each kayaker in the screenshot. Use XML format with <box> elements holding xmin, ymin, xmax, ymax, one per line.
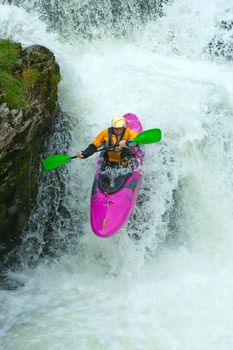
<box><xmin>76</xmin><ymin>115</ymin><xmax>139</xmax><ymax>166</ymax></box>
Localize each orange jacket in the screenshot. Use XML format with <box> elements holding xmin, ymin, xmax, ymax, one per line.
<box><xmin>93</xmin><ymin>127</ymin><xmax>138</xmax><ymax>162</ymax></box>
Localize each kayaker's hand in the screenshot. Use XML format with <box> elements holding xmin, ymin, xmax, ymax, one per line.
<box><xmin>76</xmin><ymin>151</ymin><xmax>84</xmax><ymax>159</ymax></box>
<box><xmin>118</xmin><ymin>140</ymin><xmax>128</xmax><ymax>149</ymax></box>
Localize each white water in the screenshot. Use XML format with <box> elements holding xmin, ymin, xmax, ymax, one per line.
<box><xmin>1</xmin><ymin>1</ymin><xmax>233</xmax><ymax>349</ymax></box>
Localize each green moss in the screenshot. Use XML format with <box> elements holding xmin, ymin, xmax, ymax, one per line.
<box><xmin>0</xmin><ymin>39</ymin><xmax>26</xmax><ymax>108</ymax></box>
<box><xmin>22</xmin><ymin>68</ymin><xmax>42</xmax><ymax>87</ymax></box>
<box><xmin>0</xmin><ymin>39</ymin><xmax>20</xmax><ymax>72</ymax></box>
<box><xmin>51</xmin><ymin>72</ymin><xmax>61</xmax><ymax>86</ymax></box>
<box><xmin>0</xmin><ymin>70</ymin><xmax>26</xmax><ymax>108</ymax></box>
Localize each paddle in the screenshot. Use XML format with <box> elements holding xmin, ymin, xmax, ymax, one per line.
<box><xmin>130</xmin><ymin>128</ymin><xmax>162</xmax><ymax>144</ymax></box>
<box><xmin>43</xmin><ymin>128</ymin><xmax>162</xmax><ymax>171</ymax></box>
<box><xmin>43</xmin><ymin>147</ymin><xmax>114</xmax><ymax>171</ymax></box>
<box><xmin>43</xmin><ymin>154</ymin><xmax>77</xmax><ymax>171</ymax></box>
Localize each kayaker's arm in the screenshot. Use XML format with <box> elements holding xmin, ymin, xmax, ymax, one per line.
<box><xmin>77</xmin><ymin>129</ymin><xmax>108</xmax><ymax>159</ymax></box>
<box><xmin>77</xmin><ymin>143</ymin><xmax>98</xmax><ymax>159</ymax></box>
<box><xmin>83</xmin><ymin>143</ymin><xmax>98</xmax><ymax>158</ymax></box>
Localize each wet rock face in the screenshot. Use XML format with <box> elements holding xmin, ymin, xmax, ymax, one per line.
<box><xmin>0</xmin><ymin>42</ymin><xmax>61</xmax><ymax>250</ymax></box>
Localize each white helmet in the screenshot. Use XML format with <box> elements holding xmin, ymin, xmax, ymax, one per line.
<box><xmin>112</xmin><ymin>115</ymin><xmax>126</xmax><ymax>128</ymax></box>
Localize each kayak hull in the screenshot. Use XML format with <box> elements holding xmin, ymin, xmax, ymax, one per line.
<box><xmin>90</xmin><ymin>113</ymin><xmax>143</xmax><ymax>237</ymax></box>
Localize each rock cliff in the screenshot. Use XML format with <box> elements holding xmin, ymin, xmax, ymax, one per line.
<box><xmin>0</xmin><ymin>40</ymin><xmax>61</xmax><ymax>253</ymax></box>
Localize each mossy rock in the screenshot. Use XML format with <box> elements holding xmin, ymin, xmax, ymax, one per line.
<box><xmin>0</xmin><ymin>39</ymin><xmax>61</xmax><ymax>251</ymax></box>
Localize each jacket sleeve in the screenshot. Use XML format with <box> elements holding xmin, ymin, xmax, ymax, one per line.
<box><xmin>82</xmin><ymin>129</ymin><xmax>107</xmax><ymax>158</ymax></box>
<box><xmin>82</xmin><ymin>143</ymin><xmax>98</xmax><ymax>158</ymax></box>
<box><xmin>92</xmin><ymin>129</ymin><xmax>108</xmax><ymax>148</ymax></box>
<box><xmin>126</xmin><ymin>129</ymin><xmax>139</xmax><ymax>147</ymax></box>
<box><xmin>128</xmin><ymin>129</ymin><xmax>138</xmax><ymax>139</ymax></box>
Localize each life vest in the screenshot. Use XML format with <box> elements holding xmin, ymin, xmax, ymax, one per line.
<box><xmin>105</xmin><ymin>127</ymin><xmax>130</xmax><ymax>164</ymax></box>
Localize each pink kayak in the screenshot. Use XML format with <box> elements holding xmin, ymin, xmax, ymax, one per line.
<box><xmin>90</xmin><ymin>113</ymin><xmax>144</xmax><ymax>238</ymax></box>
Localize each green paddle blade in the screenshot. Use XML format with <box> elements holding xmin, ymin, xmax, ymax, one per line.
<box><xmin>131</xmin><ymin>128</ymin><xmax>162</xmax><ymax>144</ymax></box>
<box><xmin>43</xmin><ymin>154</ymin><xmax>72</xmax><ymax>171</ymax></box>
